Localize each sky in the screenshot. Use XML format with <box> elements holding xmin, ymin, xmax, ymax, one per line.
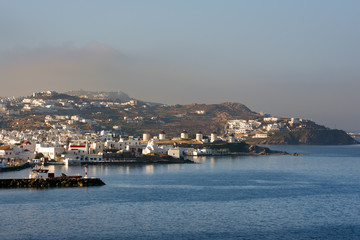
<box><xmin>0</xmin><ymin>0</ymin><xmax>359</xmax><ymax>131</ymax></box>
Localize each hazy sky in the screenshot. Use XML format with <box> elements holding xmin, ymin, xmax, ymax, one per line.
<box><xmin>1</xmin><ymin>0</ymin><xmax>359</xmax><ymax>131</ymax></box>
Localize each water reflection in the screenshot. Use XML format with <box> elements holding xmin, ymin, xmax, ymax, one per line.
<box><xmin>144</xmin><ymin>165</ymin><xmax>154</xmax><ymax>174</ymax></box>
<box><xmin>63</xmin><ymin>164</ymin><xmax>69</xmax><ymax>171</ymax></box>
<box><xmin>210</xmin><ymin>157</ymin><xmax>215</xmax><ymax>169</ymax></box>
<box><xmin>118</xmin><ymin>166</ymin><xmax>124</xmax><ymax>174</ymax></box>
<box><xmin>193</xmin><ymin>156</ymin><xmax>207</xmax><ymax>163</ymax></box>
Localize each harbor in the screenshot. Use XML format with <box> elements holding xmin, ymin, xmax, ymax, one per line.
<box><xmin>2</xmin><ymin>145</ymin><xmax>360</xmax><ymax>239</ymax></box>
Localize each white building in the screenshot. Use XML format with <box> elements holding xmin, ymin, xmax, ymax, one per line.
<box><xmin>143</xmin><ymin>140</ymin><xmax>157</xmax><ymax>155</ymax></box>
<box><xmin>264</xmin><ymin>123</ymin><xmax>283</xmax><ymax>132</ymax></box>
<box><xmin>168</xmin><ymin>149</ymin><xmax>183</xmax><ymax>159</ymax></box>
<box><xmin>0</xmin><ymin>145</ymin><xmax>14</xmax><ymax>161</ymax></box>
<box><xmin>263</xmin><ymin>117</ymin><xmax>279</xmax><ymax>122</ymax></box>
<box><xmin>89</xmin><ymin>142</ymin><xmax>104</xmax><ymax>154</ymax></box>
<box><xmin>63</xmin><ymin>153</ymin><xmax>103</xmax><ymax>165</ymax></box>
<box><xmin>143</xmin><ymin>140</ymin><xmax>171</xmax><ymax>155</ymax></box>
<box><xmin>68</xmin><ymin>143</ymin><xmax>88</xmax><ymax>154</ymax></box>
<box><xmin>226</xmin><ymin>120</ymin><xmax>259</xmax><ymax>134</ymax></box>
<box><xmin>16</xmin><ymin>149</ymin><xmax>35</xmax><ymax>161</ymax></box>
<box><xmin>253</xmin><ymin>133</ymin><xmax>269</xmax><ymax>138</ymax></box>
<box><xmin>35</xmin><ymin>144</ymin><xmax>65</xmax><ymax>160</ymax></box>
<box><xmin>105</xmin><ymin>140</ymin><xmax>121</xmax><ymax>150</ymax></box>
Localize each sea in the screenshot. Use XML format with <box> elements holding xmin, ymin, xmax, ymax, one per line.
<box><xmin>1</xmin><ymin>145</ymin><xmax>360</xmax><ymax>240</ymax></box>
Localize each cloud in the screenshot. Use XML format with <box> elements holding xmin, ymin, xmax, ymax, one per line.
<box><xmin>0</xmin><ymin>43</ymin><xmax>131</xmax><ymax>97</ymax></box>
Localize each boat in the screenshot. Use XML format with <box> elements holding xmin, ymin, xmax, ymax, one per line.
<box><xmin>29</xmin><ymin>164</ymin><xmax>86</xmax><ymax>179</ymax></box>
<box><xmin>0</xmin><ymin>162</ymin><xmax>34</xmax><ymax>172</ymax></box>
<box><xmin>29</xmin><ymin>166</ymin><xmax>49</xmax><ymax>178</ymax></box>
<box><xmin>31</xmin><ymin>168</ymin><xmax>49</xmax><ymax>173</ymax></box>
<box><xmin>46</xmin><ymin>160</ymin><xmax>65</xmax><ymax>165</ymax></box>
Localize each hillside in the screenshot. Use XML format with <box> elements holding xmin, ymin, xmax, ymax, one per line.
<box><xmin>0</xmin><ymin>90</ymin><xmax>357</xmax><ymax>145</ymax></box>
<box><xmin>123</xmin><ymin>102</ymin><xmax>260</xmax><ymax>136</ymax></box>
<box><xmin>253</xmin><ymin>129</ymin><xmax>358</xmax><ymax>145</ymax></box>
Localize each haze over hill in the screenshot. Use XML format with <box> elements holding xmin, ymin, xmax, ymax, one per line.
<box><xmin>1</xmin><ymin>1</ymin><xmax>360</xmax><ymax>131</ymax></box>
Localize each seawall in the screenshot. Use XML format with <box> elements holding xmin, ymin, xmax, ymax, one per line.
<box><xmin>0</xmin><ymin>178</ymin><xmax>105</xmax><ymax>188</ymax></box>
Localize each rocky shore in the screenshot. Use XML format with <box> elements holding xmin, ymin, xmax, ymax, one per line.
<box><xmin>255</xmin><ymin>129</ymin><xmax>358</xmax><ymax>145</ymax></box>
<box><xmin>202</xmin><ymin>142</ymin><xmax>288</xmax><ymax>156</ymax></box>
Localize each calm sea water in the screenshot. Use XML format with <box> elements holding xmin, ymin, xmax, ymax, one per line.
<box><xmin>1</xmin><ymin>145</ymin><xmax>360</xmax><ymax>240</ymax></box>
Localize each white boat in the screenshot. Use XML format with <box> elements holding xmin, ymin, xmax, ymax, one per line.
<box><xmin>29</xmin><ymin>167</ymin><xmax>49</xmax><ymax>179</ymax></box>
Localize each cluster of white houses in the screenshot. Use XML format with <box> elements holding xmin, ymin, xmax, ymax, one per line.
<box><xmin>0</xmin><ymin>130</ymin><xmax>240</xmax><ymax>166</ymax></box>
<box><xmin>0</xmin><ymin>114</ymin><xmax>310</xmax><ymax>166</ymax></box>
<box><xmin>225</xmin><ymin>117</ymin><xmax>304</xmax><ymax>139</ymax></box>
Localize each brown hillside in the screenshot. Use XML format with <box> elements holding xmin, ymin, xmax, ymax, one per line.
<box><xmin>125</xmin><ymin>102</ymin><xmax>260</xmax><ymax>137</ymax></box>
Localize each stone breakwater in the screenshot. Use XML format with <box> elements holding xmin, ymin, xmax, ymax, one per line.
<box><xmin>0</xmin><ymin>178</ymin><xmax>105</xmax><ymax>188</ymax></box>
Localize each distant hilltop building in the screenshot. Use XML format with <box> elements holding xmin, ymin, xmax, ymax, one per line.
<box><xmin>263</xmin><ymin>117</ymin><xmax>279</xmax><ymax>122</ymax></box>
<box><xmin>32</xmin><ymin>91</ymin><xmax>57</xmax><ymax>97</ymax></box>
<box><xmin>289</xmin><ymin>118</ymin><xmax>301</xmax><ymax>125</ymax></box>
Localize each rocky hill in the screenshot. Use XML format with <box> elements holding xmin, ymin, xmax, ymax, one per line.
<box><xmin>123</xmin><ymin>102</ymin><xmax>260</xmax><ymax>136</ymax></box>
<box><xmin>255</xmin><ymin>129</ymin><xmax>358</xmax><ymax>145</ymax></box>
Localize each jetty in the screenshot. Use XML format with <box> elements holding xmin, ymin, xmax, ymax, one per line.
<box><xmin>0</xmin><ymin>177</ymin><xmax>105</xmax><ymax>188</ymax></box>
<box><xmin>0</xmin><ymin>164</ymin><xmax>105</xmax><ymax>188</ymax></box>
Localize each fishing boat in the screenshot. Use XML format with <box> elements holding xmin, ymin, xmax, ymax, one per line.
<box><xmin>29</xmin><ymin>166</ymin><xmax>49</xmax><ymax>178</ymax></box>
